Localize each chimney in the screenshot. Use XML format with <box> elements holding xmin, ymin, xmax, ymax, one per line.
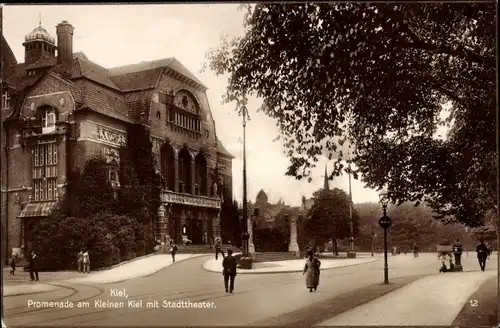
<box><xmin>56</xmin><ymin>20</ymin><xmax>74</xmax><ymax>65</ymax></box>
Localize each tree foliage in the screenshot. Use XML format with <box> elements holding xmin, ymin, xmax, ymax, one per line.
<box><xmin>221</xmin><ymin>200</ymin><xmax>242</xmax><ymax>246</ymax></box>
<box><xmin>204</xmin><ymin>3</ymin><xmax>496</xmax><ymax>227</ymax></box>
<box><xmin>125</xmin><ymin>124</ymin><xmax>162</xmax><ymax>227</ymax></box>
<box><xmin>72</xmin><ymin>155</ymin><xmax>117</xmax><ymax>217</ymax></box>
<box><xmin>305</xmin><ymin>188</ymin><xmax>360</xmax><ymax>251</ymax></box>
<box><xmin>354</xmin><ymin>202</ymin><xmax>480</xmax><ymax>252</ymax></box>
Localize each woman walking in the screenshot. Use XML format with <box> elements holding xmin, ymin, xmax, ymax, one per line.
<box><xmin>303</xmin><ymin>250</ymin><xmax>321</xmax><ymax>292</ymax></box>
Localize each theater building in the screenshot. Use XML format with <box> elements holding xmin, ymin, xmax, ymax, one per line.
<box><xmin>1</xmin><ymin>21</ymin><xmax>233</xmax><ymax>259</ymax></box>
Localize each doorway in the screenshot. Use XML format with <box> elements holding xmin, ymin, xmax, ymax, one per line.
<box><xmin>190</xmin><ymin>219</ymin><xmax>203</xmax><ymax>244</ymax></box>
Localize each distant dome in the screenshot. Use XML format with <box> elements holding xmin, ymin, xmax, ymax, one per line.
<box><xmin>25</xmin><ymin>25</ymin><xmax>55</xmax><ymax>45</ymax></box>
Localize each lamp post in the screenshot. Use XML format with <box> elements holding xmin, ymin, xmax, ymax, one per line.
<box><xmin>240</xmin><ymin>103</ymin><xmax>252</xmax><ymax>269</ymax></box>
<box><xmin>379</xmin><ymin>190</ymin><xmax>392</xmax><ymax>284</ymax></box>
<box><xmin>347</xmin><ymin>146</ymin><xmax>356</xmax><ymax>258</ymax></box>
<box><xmin>372</xmin><ymin>233</ymin><xmax>377</xmax><ymax>257</ymax></box>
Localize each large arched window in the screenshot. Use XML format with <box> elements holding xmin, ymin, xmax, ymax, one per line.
<box><xmin>168</xmin><ymin>90</ymin><xmax>201</xmax><ymax>133</ymax></box>
<box><xmin>194</xmin><ymin>153</ymin><xmax>207</xmax><ymax>196</ymax></box>
<box><xmin>178</xmin><ymin>148</ymin><xmax>192</xmax><ymax>194</ymax></box>
<box><xmin>160</xmin><ymin>143</ymin><xmax>175</xmax><ymax>191</ymax></box>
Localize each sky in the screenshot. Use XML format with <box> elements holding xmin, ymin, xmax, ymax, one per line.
<box><xmin>3</xmin><ymin>4</ymin><xmax>383</xmax><ymax>206</ymax></box>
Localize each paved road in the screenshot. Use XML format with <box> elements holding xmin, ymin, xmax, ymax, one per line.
<box><xmin>2</xmin><ymin>253</ymin><xmax>491</xmax><ymax>326</ymax></box>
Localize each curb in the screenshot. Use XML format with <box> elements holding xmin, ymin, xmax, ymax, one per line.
<box><xmin>202</xmin><ymin>258</ymin><xmax>379</xmax><ymax>274</ymax></box>
<box><xmin>95</xmin><ymin>252</ymin><xmax>158</xmax><ymax>271</ymax></box>
<box><xmin>3</xmin><ymin>283</ymin><xmax>61</xmax><ymax>297</ymax></box>
<box><xmin>70</xmin><ymin>253</ymin><xmax>212</xmax><ymax>284</ymax></box>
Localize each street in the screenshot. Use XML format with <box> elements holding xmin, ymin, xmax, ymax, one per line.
<box><xmin>2</xmin><ymin>253</ymin><xmax>495</xmax><ymax>326</ymax></box>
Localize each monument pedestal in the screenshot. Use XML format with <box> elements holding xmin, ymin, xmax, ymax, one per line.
<box><xmin>248</xmin><ymin>216</ymin><xmax>255</xmax><ymax>254</ymax></box>
<box><xmin>289</xmin><ymin>217</ymin><xmax>299</xmax><ymax>255</ymax></box>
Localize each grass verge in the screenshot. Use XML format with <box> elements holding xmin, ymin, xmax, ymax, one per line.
<box><xmin>452</xmin><ymin>275</ymin><xmax>498</xmax><ymax>326</ymax></box>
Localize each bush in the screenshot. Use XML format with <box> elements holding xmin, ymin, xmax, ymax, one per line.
<box><xmin>31</xmin><ymin>212</ymin><xmax>141</xmax><ymax>271</ymax></box>
<box><xmin>253</xmin><ymin>227</ymin><xmax>289</xmax><ymax>252</ymax></box>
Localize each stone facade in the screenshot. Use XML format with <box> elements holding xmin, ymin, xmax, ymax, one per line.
<box><xmin>1</xmin><ymin>20</ymin><xmax>233</xmax><ymax>260</ymax></box>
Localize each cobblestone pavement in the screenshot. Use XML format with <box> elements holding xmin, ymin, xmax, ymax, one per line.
<box><xmin>3</xmin><ymin>253</ymin><xmax>494</xmax><ymax>326</ymax></box>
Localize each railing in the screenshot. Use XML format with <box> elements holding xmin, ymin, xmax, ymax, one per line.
<box><xmin>160</xmin><ymin>190</ymin><xmax>221</xmax><ymax>209</ymax></box>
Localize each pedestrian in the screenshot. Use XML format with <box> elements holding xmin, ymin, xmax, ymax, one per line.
<box><xmin>77</xmin><ymin>249</ymin><xmax>83</xmax><ymax>273</ymax></box>
<box><xmin>170</xmin><ymin>241</ymin><xmax>178</xmax><ymax>262</ymax></box>
<box><xmin>29</xmin><ymin>250</ymin><xmax>39</xmax><ymax>282</ymax></box>
<box><xmin>303</xmin><ymin>250</ymin><xmax>321</xmax><ymax>292</ymax></box>
<box><xmin>222</xmin><ymin>249</ymin><xmax>237</xmax><ymax>293</ymax></box>
<box><xmin>413</xmin><ymin>243</ymin><xmax>419</xmax><ymax>258</ymax></box>
<box><xmin>10</xmin><ymin>253</ymin><xmax>17</xmax><ymax>275</ymax></box>
<box><xmin>215</xmin><ymin>238</ymin><xmax>225</xmax><ymax>260</ymax></box>
<box><xmin>476</xmin><ymin>240</ymin><xmax>488</xmax><ymax>271</ymax></box>
<box><xmin>487</xmin><ymin>242</ymin><xmax>491</xmax><ymax>259</ymax></box>
<box><xmin>82</xmin><ymin>249</ymin><xmax>90</xmax><ymax>274</ymax></box>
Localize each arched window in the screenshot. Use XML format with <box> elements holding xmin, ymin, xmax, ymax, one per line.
<box><xmin>178</xmin><ymin>148</ymin><xmax>192</xmax><ymax>194</ymax></box>
<box><xmin>195</xmin><ymin>153</ymin><xmax>207</xmax><ymax>196</ymax></box>
<box><xmin>160</xmin><ymin>143</ymin><xmax>175</xmax><ymax>191</ymax></box>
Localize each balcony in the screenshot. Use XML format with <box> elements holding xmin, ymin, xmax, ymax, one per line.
<box><xmin>160</xmin><ymin>190</ymin><xmax>221</xmax><ymax>209</ymax></box>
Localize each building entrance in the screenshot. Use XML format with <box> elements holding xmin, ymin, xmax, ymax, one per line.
<box><xmin>190</xmin><ymin>219</ymin><xmax>203</xmax><ymax>244</ymax></box>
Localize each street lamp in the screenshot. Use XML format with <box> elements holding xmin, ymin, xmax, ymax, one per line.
<box><xmin>371</xmin><ymin>233</ymin><xmax>377</xmax><ymax>257</ymax></box>
<box><xmin>379</xmin><ymin>190</ymin><xmax>392</xmax><ymax>284</ymax></box>
<box><xmin>240</xmin><ymin>103</ymin><xmax>252</xmax><ymax>269</ymax></box>
<box><xmin>347</xmin><ymin>146</ymin><xmax>356</xmax><ymax>258</ymax></box>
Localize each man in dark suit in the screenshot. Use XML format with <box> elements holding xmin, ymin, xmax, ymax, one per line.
<box><xmin>476</xmin><ymin>240</ymin><xmax>489</xmax><ymax>271</ymax></box>
<box><xmin>222</xmin><ymin>249</ymin><xmax>237</xmax><ymax>293</ymax></box>
<box><xmin>29</xmin><ymin>250</ymin><xmax>39</xmax><ymax>281</ymax></box>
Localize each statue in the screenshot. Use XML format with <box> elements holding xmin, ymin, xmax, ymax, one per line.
<box><xmin>213</xmin><ymin>181</ymin><xmax>218</xmax><ymax>196</ymax></box>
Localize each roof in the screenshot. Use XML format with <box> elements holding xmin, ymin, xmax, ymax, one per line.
<box><xmin>24</xmin><ymin>25</ymin><xmax>56</xmax><ymax>45</ymax></box>
<box><xmin>72</xmin><ymin>56</ymin><xmax>120</xmax><ymax>91</ymax></box>
<box><xmin>25</xmin><ymin>56</ymin><xmax>57</xmax><ymax>70</ymax></box>
<box><xmin>76</xmin><ymin>80</ymin><xmax>132</xmax><ymax>123</ymax></box>
<box><xmin>1</xmin><ymin>35</ymin><xmax>18</xmax><ymax>76</ymax></box>
<box><xmin>216</xmin><ymin>138</ymin><xmax>234</xmax><ymax>158</ymax></box>
<box><xmin>108</xmin><ymin>57</ymin><xmax>207</xmax><ymax>90</ymax></box>
<box><xmin>256</xmin><ymin>189</ymin><xmax>267</xmax><ymax>200</ymax></box>
<box><xmin>110</xmin><ymin>68</ymin><xmax>163</xmax><ymax>92</ymax></box>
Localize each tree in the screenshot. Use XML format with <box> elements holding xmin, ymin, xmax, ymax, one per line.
<box><xmin>305</xmin><ymin>187</ymin><xmax>359</xmax><ymax>255</ymax></box>
<box><xmin>204</xmin><ymin>3</ymin><xmax>496</xmax><ymax>227</ymax></box>
<box><xmin>125</xmin><ymin>124</ymin><xmax>163</xmax><ymax>252</ymax></box>
<box><xmin>73</xmin><ymin>155</ymin><xmax>117</xmax><ymax>217</ymax></box>
<box><xmin>221</xmin><ymin>200</ymin><xmax>242</xmax><ymax>246</ymax></box>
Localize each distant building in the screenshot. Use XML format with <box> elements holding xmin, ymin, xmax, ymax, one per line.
<box><xmin>1</xmin><ymin>20</ymin><xmax>233</xmax><ymax>260</ymax></box>
<box><xmin>250</xmin><ymin>190</ymin><xmax>289</xmax><ymax>229</ymax></box>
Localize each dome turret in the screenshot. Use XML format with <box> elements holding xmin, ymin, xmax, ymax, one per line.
<box><xmin>25</xmin><ymin>25</ymin><xmax>56</xmax><ymax>45</ymax></box>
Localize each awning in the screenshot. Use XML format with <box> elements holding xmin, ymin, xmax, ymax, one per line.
<box><xmin>17</xmin><ymin>202</ymin><xmax>57</xmax><ymax>218</ymax></box>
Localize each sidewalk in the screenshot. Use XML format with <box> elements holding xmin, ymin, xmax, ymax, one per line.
<box><xmin>318</xmin><ymin>269</ymin><xmax>496</xmax><ymax>326</ymax></box>
<box><xmin>203</xmin><ymin>256</ymin><xmax>378</xmax><ymax>274</ymax></box>
<box><xmin>3</xmin><ymin>253</ymin><xmax>209</xmax><ymax>296</ymax></box>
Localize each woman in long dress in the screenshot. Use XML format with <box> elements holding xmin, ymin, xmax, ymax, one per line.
<box><xmin>303</xmin><ymin>250</ymin><xmax>321</xmax><ymax>292</ymax></box>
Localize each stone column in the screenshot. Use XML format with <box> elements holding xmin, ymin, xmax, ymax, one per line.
<box><xmin>289</xmin><ymin>216</ymin><xmax>299</xmax><ymax>252</ymax></box>
<box><xmin>248</xmin><ymin>215</ymin><xmax>255</xmax><ymax>253</ymax></box>
<box><xmin>190</xmin><ymin>152</ymin><xmax>196</xmax><ymax>195</ymax></box>
<box><xmin>173</xmin><ymin>147</ymin><xmax>179</xmax><ymax>192</ymax></box>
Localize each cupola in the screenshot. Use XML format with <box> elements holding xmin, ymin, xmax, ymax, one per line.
<box><xmin>22</xmin><ymin>18</ymin><xmax>57</xmax><ymax>65</ymax></box>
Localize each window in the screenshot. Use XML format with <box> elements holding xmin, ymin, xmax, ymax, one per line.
<box><xmin>156</xmin><ymin>111</ymin><xmax>161</xmax><ymax>119</ymax></box>
<box><xmin>1</xmin><ymin>91</ymin><xmax>10</xmax><ymax>109</ymax></box>
<box><xmin>107</xmin><ymin>165</ymin><xmax>120</xmax><ymax>188</ymax></box>
<box><xmin>41</xmin><ymin>108</ymin><xmax>56</xmax><ymax>133</ymax></box>
<box><xmin>33</xmin><ymin>142</ymin><xmax>58</xmax><ymax>201</ymax></box>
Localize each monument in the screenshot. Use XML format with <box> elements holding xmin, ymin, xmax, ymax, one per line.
<box><xmin>289</xmin><ymin>216</ymin><xmax>299</xmax><ymax>253</ymax></box>
<box><xmin>248</xmin><ymin>215</ymin><xmax>255</xmax><ymax>254</ymax></box>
